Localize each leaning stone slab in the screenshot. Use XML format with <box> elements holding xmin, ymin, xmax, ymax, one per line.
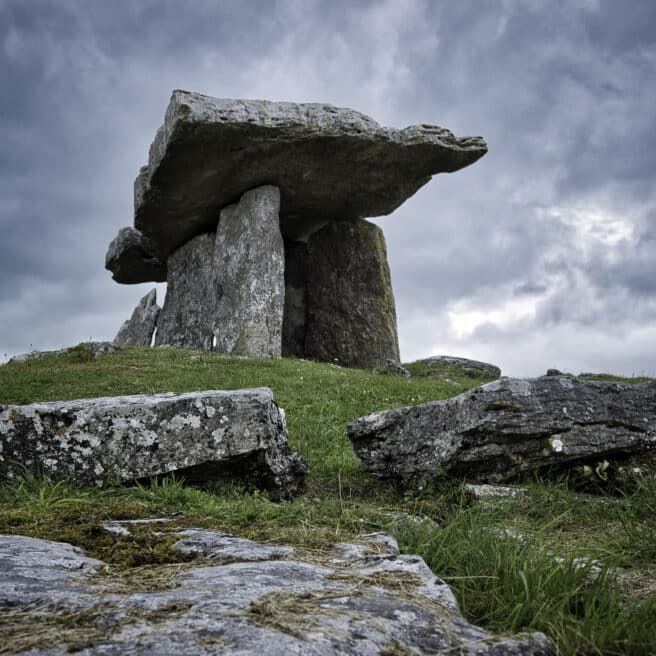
<box><xmin>0</xmin><ymin>531</ymin><xmax>554</xmax><ymax>655</ymax></box>
<box><xmin>114</xmin><ymin>288</ymin><xmax>160</xmax><ymax>347</ymax></box>
<box><xmin>348</xmin><ymin>376</ymin><xmax>656</xmax><ymax>483</ymax></box>
<box><xmin>105</xmin><ymin>226</ymin><xmax>166</xmax><ymax>284</ymax></box>
<box><xmin>127</xmin><ymin>89</ymin><xmax>487</xmax><ymax>264</ymax></box>
<box><xmin>155</xmin><ymin>232</ymin><xmax>216</xmax><ymax>350</ymax></box>
<box><xmin>304</xmin><ymin>219</ymin><xmax>400</xmax><ymax>369</ymax></box>
<box><xmin>213</xmin><ymin>186</ymin><xmax>285</xmax><ymax>358</ymax></box>
<box><xmin>0</xmin><ymin>388</ymin><xmax>306</xmax><ymax>497</ymax></box>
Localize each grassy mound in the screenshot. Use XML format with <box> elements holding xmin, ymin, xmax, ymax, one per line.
<box><xmin>1</xmin><ymin>346</ymin><xmax>655</xmax><ymax>655</ymax></box>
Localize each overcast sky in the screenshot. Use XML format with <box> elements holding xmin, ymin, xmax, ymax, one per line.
<box><xmin>1</xmin><ymin>0</ymin><xmax>655</xmax><ymax>377</ymax></box>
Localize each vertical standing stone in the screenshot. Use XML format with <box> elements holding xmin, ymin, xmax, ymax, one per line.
<box><xmin>282</xmin><ymin>240</ymin><xmax>308</xmax><ymax>358</ymax></box>
<box><xmin>213</xmin><ymin>186</ymin><xmax>285</xmax><ymax>357</ymax></box>
<box><xmin>155</xmin><ymin>233</ymin><xmax>215</xmax><ymax>350</ymax></box>
<box><xmin>114</xmin><ymin>288</ymin><xmax>160</xmax><ymax>346</ymax></box>
<box><xmin>304</xmin><ymin>219</ymin><xmax>400</xmax><ymax>369</ymax></box>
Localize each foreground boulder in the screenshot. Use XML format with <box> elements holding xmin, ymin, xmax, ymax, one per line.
<box><xmin>0</xmin><ymin>531</ymin><xmax>554</xmax><ymax>655</ymax></box>
<box><xmin>0</xmin><ymin>388</ymin><xmax>305</xmax><ymax>498</ymax></box>
<box><xmin>121</xmin><ymin>89</ymin><xmax>487</xmax><ymax>264</ymax></box>
<box><xmin>348</xmin><ymin>377</ymin><xmax>656</xmax><ymax>483</ymax></box>
<box><xmin>114</xmin><ymin>289</ymin><xmax>160</xmax><ymax>347</ymax></box>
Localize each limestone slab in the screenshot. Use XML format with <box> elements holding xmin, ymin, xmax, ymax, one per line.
<box><xmin>114</xmin><ymin>289</ymin><xmax>160</xmax><ymax>347</ymax></box>
<box><xmin>129</xmin><ymin>90</ymin><xmax>487</xmax><ymax>263</ymax></box>
<box><xmin>155</xmin><ymin>232</ymin><xmax>216</xmax><ymax>350</ymax></box>
<box><xmin>348</xmin><ymin>376</ymin><xmax>656</xmax><ymax>483</ymax></box>
<box><xmin>213</xmin><ymin>186</ymin><xmax>284</xmax><ymax>358</ymax></box>
<box><xmin>304</xmin><ymin>219</ymin><xmax>400</xmax><ymax>369</ymax></box>
<box><xmin>0</xmin><ymin>388</ymin><xmax>306</xmax><ymax>497</ymax></box>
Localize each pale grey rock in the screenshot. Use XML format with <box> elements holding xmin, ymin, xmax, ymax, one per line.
<box><xmin>126</xmin><ymin>90</ymin><xmax>487</xmax><ymax>265</ymax></box>
<box><xmin>105</xmin><ymin>226</ymin><xmax>166</xmax><ymax>284</ymax></box>
<box><xmin>464</xmin><ymin>484</ymin><xmax>527</xmax><ymax>500</ymax></box>
<box><xmin>114</xmin><ymin>289</ymin><xmax>160</xmax><ymax>347</ymax></box>
<box><xmin>172</xmin><ymin>529</ymin><xmax>293</xmax><ymax>561</ymax></box>
<box><xmin>102</xmin><ymin>518</ymin><xmax>173</xmax><ymax>537</ymax></box>
<box><xmin>411</xmin><ymin>355</ymin><xmax>501</xmax><ymax>379</ymax></box>
<box><xmin>1</xmin><ymin>531</ymin><xmax>554</xmax><ymax>655</ymax></box>
<box><xmin>155</xmin><ymin>232</ymin><xmax>216</xmax><ymax>350</ymax></box>
<box><xmin>213</xmin><ymin>186</ymin><xmax>284</xmax><ymax>358</ymax></box>
<box><xmin>348</xmin><ymin>377</ymin><xmax>656</xmax><ymax>484</ymax></box>
<box><xmin>0</xmin><ymin>388</ymin><xmax>306</xmax><ymax>498</ymax></box>
<box><xmin>304</xmin><ymin>219</ymin><xmax>400</xmax><ymax>369</ymax></box>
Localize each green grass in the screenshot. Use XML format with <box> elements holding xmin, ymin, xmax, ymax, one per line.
<box><xmin>1</xmin><ymin>345</ymin><xmax>655</xmax><ymax>655</ymax></box>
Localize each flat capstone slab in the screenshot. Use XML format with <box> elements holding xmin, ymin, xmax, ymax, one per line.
<box><xmin>132</xmin><ymin>90</ymin><xmax>488</xmax><ymax>260</ymax></box>
<box><xmin>0</xmin><ymin>388</ymin><xmax>305</xmax><ymax>496</ymax></box>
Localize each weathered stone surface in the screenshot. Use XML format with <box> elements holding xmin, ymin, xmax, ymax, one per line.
<box><xmin>0</xmin><ymin>388</ymin><xmax>306</xmax><ymax>497</ymax></box>
<box><xmin>213</xmin><ymin>186</ymin><xmax>284</xmax><ymax>358</ymax></box>
<box><xmin>0</xmin><ymin>531</ymin><xmax>554</xmax><ymax>655</ymax></box>
<box><xmin>129</xmin><ymin>90</ymin><xmax>487</xmax><ymax>264</ymax></box>
<box><xmin>304</xmin><ymin>219</ymin><xmax>400</xmax><ymax>369</ymax></box>
<box><xmin>409</xmin><ymin>355</ymin><xmax>501</xmax><ymax>379</ymax></box>
<box><xmin>105</xmin><ymin>227</ymin><xmax>166</xmax><ymax>284</ymax></box>
<box><xmin>382</xmin><ymin>358</ymin><xmax>412</xmax><ymax>378</ymax></box>
<box><xmin>155</xmin><ymin>232</ymin><xmax>215</xmax><ymax>350</ymax></box>
<box><xmin>281</xmin><ymin>240</ymin><xmax>308</xmax><ymax>359</ymax></box>
<box><xmin>114</xmin><ymin>289</ymin><xmax>160</xmax><ymax>347</ymax></box>
<box><xmin>348</xmin><ymin>376</ymin><xmax>656</xmax><ymax>483</ymax></box>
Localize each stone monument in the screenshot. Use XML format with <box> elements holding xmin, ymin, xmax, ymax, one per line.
<box><xmin>106</xmin><ymin>90</ymin><xmax>487</xmax><ymax>367</ymax></box>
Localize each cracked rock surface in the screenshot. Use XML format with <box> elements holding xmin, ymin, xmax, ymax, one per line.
<box><xmin>0</xmin><ymin>531</ymin><xmax>553</xmax><ymax>655</ymax></box>
<box><xmin>348</xmin><ymin>376</ymin><xmax>656</xmax><ymax>483</ymax></box>
<box><xmin>117</xmin><ymin>89</ymin><xmax>487</xmax><ymax>264</ymax></box>
<box><xmin>0</xmin><ymin>388</ymin><xmax>306</xmax><ymax>497</ymax></box>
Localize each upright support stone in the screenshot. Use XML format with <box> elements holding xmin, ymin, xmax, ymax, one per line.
<box><xmin>304</xmin><ymin>219</ymin><xmax>400</xmax><ymax>369</ymax></box>
<box><xmin>282</xmin><ymin>240</ymin><xmax>308</xmax><ymax>358</ymax></box>
<box><xmin>213</xmin><ymin>186</ymin><xmax>284</xmax><ymax>357</ymax></box>
<box><xmin>155</xmin><ymin>233</ymin><xmax>215</xmax><ymax>350</ymax></box>
<box><xmin>114</xmin><ymin>288</ymin><xmax>160</xmax><ymax>347</ymax></box>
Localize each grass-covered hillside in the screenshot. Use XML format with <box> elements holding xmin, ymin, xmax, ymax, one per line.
<box><xmin>1</xmin><ymin>346</ymin><xmax>655</xmax><ymax>655</ymax></box>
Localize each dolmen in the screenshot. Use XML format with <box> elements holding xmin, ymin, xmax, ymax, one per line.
<box><xmin>348</xmin><ymin>375</ymin><xmax>656</xmax><ymax>483</ymax></box>
<box><xmin>106</xmin><ymin>91</ymin><xmax>487</xmax><ymax>367</ymax></box>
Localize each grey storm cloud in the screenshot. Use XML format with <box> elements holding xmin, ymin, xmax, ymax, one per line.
<box><xmin>1</xmin><ymin>0</ymin><xmax>655</xmax><ymax>377</ymax></box>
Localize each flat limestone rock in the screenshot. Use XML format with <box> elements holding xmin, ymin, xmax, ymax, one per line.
<box><xmin>410</xmin><ymin>355</ymin><xmax>501</xmax><ymax>379</ymax></box>
<box><xmin>348</xmin><ymin>376</ymin><xmax>656</xmax><ymax>483</ymax></box>
<box><xmin>213</xmin><ymin>186</ymin><xmax>285</xmax><ymax>358</ymax></box>
<box><xmin>0</xmin><ymin>531</ymin><xmax>554</xmax><ymax>655</ymax></box>
<box><xmin>114</xmin><ymin>288</ymin><xmax>160</xmax><ymax>347</ymax></box>
<box><xmin>155</xmin><ymin>233</ymin><xmax>216</xmax><ymax>350</ymax></box>
<box><xmin>0</xmin><ymin>388</ymin><xmax>306</xmax><ymax>497</ymax></box>
<box><xmin>105</xmin><ymin>226</ymin><xmax>167</xmax><ymax>284</ymax></box>
<box><xmin>304</xmin><ymin>219</ymin><xmax>400</xmax><ymax>368</ymax></box>
<box><xmin>130</xmin><ymin>90</ymin><xmax>487</xmax><ymax>262</ymax></box>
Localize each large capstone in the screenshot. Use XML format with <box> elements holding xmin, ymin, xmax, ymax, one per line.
<box><xmin>120</xmin><ymin>90</ymin><xmax>486</xmax><ymax>266</ymax></box>
<box><xmin>213</xmin><ymin>186</ymin><xmax>284</xmax><ymax>358</ymax></box>
<box><xmin>114</xmin><ymin>288</ymin><xmax>160</xmax><ymax>347</ymax></box>
<box><xmin>0</xmin><ymin>388</ymin><xmax>306</xmax><ymax>497</ymax></box>
<box><xmin>348</xmin><ymin>376</ymin><xmax>656</xmax><ymax>484</ymax></box>
<box><xmin>155</xmin><ymin>232</ymin><xmax>216</xmax><ymax>350</ymax></box>
<box><xmin>304</xmin><ymin>219</ymin><xmax>400</xmax><ymax>369</ymax></box>
<box><xmin>105</xmin><ymin>226</ymin><xmax>166</xmax><ymax>284</ymax></box>
<box><xmin>0</xmin><ymin>531</ymin><xmax>554</xmax><ymax>655</ymax></box>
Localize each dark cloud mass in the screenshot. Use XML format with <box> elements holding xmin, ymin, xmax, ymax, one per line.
<box><xmin>1</xmin><ymin>0</ymin><xmax>655</xmax><ymax>377</ymax></box>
